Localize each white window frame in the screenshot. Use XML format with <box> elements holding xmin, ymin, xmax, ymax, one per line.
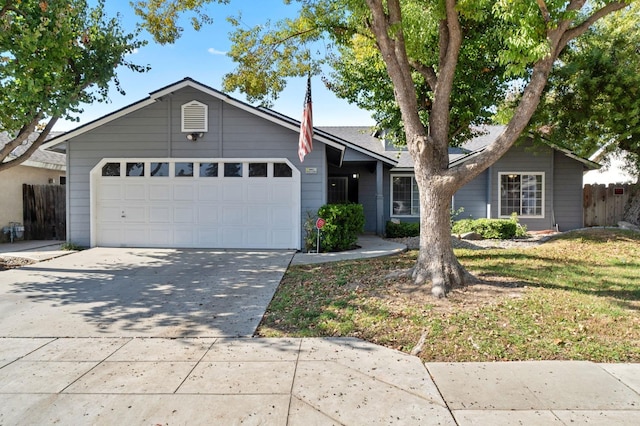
<box><xmin>390</xmin><ymin>174</ymin><xmax>420</xmax><ymax>217</ymax></box>
<box><xmin>498</xmin><ymin>172</ymin><xmax>545</xmax><ymax>218</ymax></box>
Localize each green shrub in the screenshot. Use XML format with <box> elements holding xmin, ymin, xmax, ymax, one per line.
<box><xmin>452</xmin><ymin>214</ymin><xmax>527</xmax><ymax>239</ymax></box>
<box><xmin>317</xmin><ymin>203</ymin><xmax>365</xmax><ymax>252</ymax></box>
<box><xmin>385</xmin><ymin>221</ymin><xmax>420</xmax><ymax>238</ymax></box>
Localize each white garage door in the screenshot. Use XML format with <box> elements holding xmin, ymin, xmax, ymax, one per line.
<box><xmin>91</xmin><ymin>158</ymin><xmax>300</xmax><ymax>249</ymax></box>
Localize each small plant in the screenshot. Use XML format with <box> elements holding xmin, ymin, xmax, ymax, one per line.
<box><xmin>303</xmin><ymin>211</ymin><xmax>319</xmax><ymax>252</ymax></box>
<box><xmin>60</xmin><ymin>241</ymin><xmax>83</xmax><ymax>251</ymax></box>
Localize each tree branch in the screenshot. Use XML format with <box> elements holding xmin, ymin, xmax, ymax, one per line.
<box><xmin>560</xmin><ymin>1</ymin><xmax>629</xmax><ymax>49</ymax></box>
<box><xmin>365</xmin><ymin>0</ymin><xmax>423</xmax><ymax>140</ymax></box>
<box><xmin>536</xmin><ymin>0</ymin><xmax>551</xmax><ymax>23</ymax></box>
<box><xmin>0</xmin><ymin>116</ymin><xmax>58</xmax><ymax>173</ymax></box>
<box><xmin>408</xmin><ymin>59</ymin><xmax>437</xmax><ymax>91</ymax></box>
<box><xmin>429</xmin><ymin>0</ymin><xmax>461</xmax><ymax>149</ymax></box>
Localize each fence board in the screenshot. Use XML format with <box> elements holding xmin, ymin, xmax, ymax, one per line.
<box><xmin>583</xmin><ymin>183</ymin><xmax>631</xmax><ymax>227</ymax></box>
<box><xmin>22</xmin><ymin>184</ymin><xmax>66</xmax><ymax>240</ymax></box>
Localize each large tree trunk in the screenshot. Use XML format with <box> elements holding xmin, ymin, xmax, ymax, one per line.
<box><xmin>411</xmin><ymin>166</ymin><xmax>476</xmax><ymax>297</ymax></box>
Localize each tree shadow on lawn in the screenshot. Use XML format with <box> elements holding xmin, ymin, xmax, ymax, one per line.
<box><xmin>1</xmin><ymin>248</ymin><xmax>292</xmax><ymax>337</ymax></box>
<box><xmin>457</xmin><ymin>250</ymin><xmax>640</xmax><ymax>312</ymax></box>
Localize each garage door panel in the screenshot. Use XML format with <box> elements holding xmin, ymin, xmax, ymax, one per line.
<box><xmin>125</xmin><ymin>184</ymin><xmax>147</xmax><ymax>201</ymax></box>
<box><xmin>197</xmin><ymin>228</ymin><xmax>219</xmax><ymax>245</ymax></box>
<box><xmin>222</xmin><ymin>206</ymin><xmax>245</xmax><ymax>226</ymax></box>
<box><xmin>271</xmin><ymin>183</ymin><xmax>296</xmax><ymax>203</ymax></box>
<box><xmin>123</xmin><ymin>226</ymin><xmax>148</xmax><ymax>246</ymax></box>
<box><xmin>271</xmin><ymin>206</ymin><xmax>293</xmax><ymax>223</ymax></box>
<box><xmin>98</xmin><ymin>206</ymin><xmax>123</xmax><ymax>222</ymax></box>
<box><xmin>198</xmin><ymin>206</ymin><xmax>218</xmax><ymax>224</ymax></box>
<box><xmin>149</xmin><ymin>206</ymin><xmax>172</xmax><ymax>223</ymax></box>
<box><xmin>95</xmin><ymin>159</ymin><xmax>299</xmax><ymax>249</ymax></box>
<box><xmin>99</xmin><ymin>183</ymin><xmax>122</xmax><ymax>200</ymax></box>
<box><xmin>247</xmin><ymin>183</ymin><xmax>269</xmax><ymax>203</ymax></box>
<box><xmin>174</xmin><ymin>206</ymin><xmax>195</xmax><ymax>223</ymax></box>
<box><xmin>221</xmin><ymin>227</ymin><xmax>245</xmax><ymax>247</ymax></box>
<box><xmin>124</xmin><ymin>206</ymin><xmax>146</xmax><ymax>223</ymax></box>
<box><xmin>173</xmin><ymin>227</ymin><xmax>195</xmax><ymax>245</ymax></box>
<box><xmin>198</xmin><ymin>184</ymin><xmax>220</xmax><ymax>201</ymax></box>
<box><xmin>148</xmin><ymin>227</ymin><xmax>172</xmax><ymax>245</ymax></box>
<box><xmin>272</xmin><ymin>230</ymin><xmax>295</xmax><ymax>246</ymax></box>
<box><xmin>174</xmin><ymin>184</ymin><xmax>195</xmax><ymax>201</ymax></box>
<box><xmin>247</xmin><ymin>229</ymin><xmax>269</xmax><ymax>247</ymax></box>
<box><xmin>223</xmin><ymin>182</ymin><xmax>244</xmax><ymax>202</ymax></box>
<box><xmin>149</xmin><ymin>184</ymin><xmax>171</xmax><ymax>200</ymax></box>
<box><xmin>96</xmin><ymin>225</ymin><xmax>122</xmax><ymax>246</ymax></box>
<box><xmin>247</xmin><ymin>208</ymin><xmax>270</xmax><ymax>226</ymax></box>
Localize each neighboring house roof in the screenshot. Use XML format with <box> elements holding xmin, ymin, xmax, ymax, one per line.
<box><xmin>1</xmin><ymin>131</ymin><xmax>65</xmax><ymax>171</ymax></box>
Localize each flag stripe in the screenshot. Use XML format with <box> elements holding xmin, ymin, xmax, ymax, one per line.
<box><xmin>298</xmin><ymin>76</ymin><xmax>313</xmax><ymax>162</ymax></box>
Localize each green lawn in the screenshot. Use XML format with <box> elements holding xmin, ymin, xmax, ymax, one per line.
<box><xmin>257</xmin><ymin>228</ymin><xmax>640</xmax><ymax>362</ymax></box>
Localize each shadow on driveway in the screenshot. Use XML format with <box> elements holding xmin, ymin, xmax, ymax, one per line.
<box><xmin>0</xmin><ymin>248</ymin><xmax>294</xmax><ymax>338</ymax></box>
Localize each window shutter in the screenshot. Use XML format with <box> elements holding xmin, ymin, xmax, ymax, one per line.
<box><xmin>181</xmin><ymin>101</ymin><xmax>208</xmax><ymax>132</ymax></box>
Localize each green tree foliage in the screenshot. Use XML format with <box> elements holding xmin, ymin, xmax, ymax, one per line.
<box><xmin>0</xmin><ymin>0</ymin><xmax>147</xmax><ymax>172</ymax></box>
<box><xmin>517</xmin><ymin>2</ymin><xmax>640</xmax><ymax>177</ymax></box>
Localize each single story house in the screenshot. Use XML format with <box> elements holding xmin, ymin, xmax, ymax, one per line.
<box><xmin>42</xmin><ymin>78</ymin><xmax>599</xmax><ymax>249</ymax></box>
<box><xmin>1</xmin><ymin>133</ymin><xmax>66</xmax><ymax>239</ymax></box>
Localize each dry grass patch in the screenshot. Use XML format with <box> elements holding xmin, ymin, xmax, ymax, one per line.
<box><xmin>257</xmin><ymin>228</ymin><xmax>640</xmax><ymax>362</ymax></box>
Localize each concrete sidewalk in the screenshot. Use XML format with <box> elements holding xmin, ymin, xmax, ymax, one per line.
<box><xmin>1</xmin><ymin>236</ymin><xmax>639</xmax><ymax>425</ymax></box>
<box><xmin>1</xmin><ymin>337</ymin><xmax>638</xmax><ymax>425</ymax></box>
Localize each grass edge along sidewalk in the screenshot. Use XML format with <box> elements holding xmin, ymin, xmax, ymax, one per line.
<box><xmin>257</xmin><ymin>228</ymin><xmax>640</xmax><ymax>363</ymax></box>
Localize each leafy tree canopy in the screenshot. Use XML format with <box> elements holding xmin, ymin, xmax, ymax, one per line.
<box><xmin>0</xmin><ymin>0</ymin><xmax>147</xmax><ymax>172</ymax></box>
<box><xmin>524</xmin><ymin>2</ymin><xmax>640</xmax><ymax>177</ymax></box>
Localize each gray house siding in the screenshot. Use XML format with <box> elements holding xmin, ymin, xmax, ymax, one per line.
<box><xmin>553</xmin><ymin>150</ymin><xmax>584</xmax><ymax>231</ymax></box>
<box><xmin>490</xmin><ymin>140</ymin><xmax>555</xmax><ymax>231</ymax></box>
<box><xmin>453</xmin><ymin>170</ymin><xmax>488</xmax><ymax>220</ymax></box>
<box><xmin>65</xmin><ymin>86</ymin><xmax>326</xmax><ymax>247</ymax></box>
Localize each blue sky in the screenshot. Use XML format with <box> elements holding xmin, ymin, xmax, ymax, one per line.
<box><xmin>54</xmin><ymin>0</ymin><xmax>375</xmax><ymax>131</ymax></box>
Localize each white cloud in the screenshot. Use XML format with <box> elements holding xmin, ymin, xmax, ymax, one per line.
<box><xmin>207</xmin><ymin>47</ymin><xmax>227</xmax><ymax>55</ymax></box>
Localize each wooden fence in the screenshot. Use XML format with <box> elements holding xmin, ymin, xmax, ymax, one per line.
<box><xmin>22</xmin><ymin>184</ymin><xmax>66</xmax><ymax>240</ymax></box>
<box><xmin>583</xmin><ymin>183</ymin><xmax>632</xmax><ymax>227</ymax></box>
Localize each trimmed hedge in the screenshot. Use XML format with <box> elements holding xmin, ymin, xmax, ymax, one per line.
<box><xmin>452</xmin><ymin>215</ymin><xmax>527</xmax><ymax>239</ymax></box>
<box><xmin>316</xmin><ymin>203</ymin><xmax>365</xmax><ymax>252</ymax></box>
<box><xmin>386</xmin><ymin>221</ymin><xmax>420</xmax><ymax>238</ymax></box>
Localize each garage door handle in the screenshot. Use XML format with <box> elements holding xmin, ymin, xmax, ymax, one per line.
<box><xmin>121</xmin><ymin>211</ymin><xmax>126</xmax><ymax>218</ymax></box>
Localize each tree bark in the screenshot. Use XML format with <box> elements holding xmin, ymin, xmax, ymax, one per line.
<box><xmin>411</xmin><ymin>168</ymin><xmax>476</xmax><ymax>297</ymax></box>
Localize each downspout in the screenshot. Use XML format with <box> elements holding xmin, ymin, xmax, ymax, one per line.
<box><xmin>65</xmin><ymin>142</ymin><xmax>71</xmax><ymax>242</ymax></box>
<box><xmin>218</xmin><ymin>100</ymin><xmax>224</xmax><ymax>158</ymax></box>
<box><xmin>376</xmin><ymin>161</ymin><xmax>384</xmax><ymax>235</ymax></box>
<box><xmin>167</xmin><ymin>96</ymin><xmax>172</xmax><ymax>157</ymax></box>
<box><xmin>551</xmin><ymin>150</ymin><xmax>558</xmax><ymax>231</ymax></box>
<box><xmin>486</xmin><ymin>166</ymin><xmax>492</xmax><ymax>218</ymax></box>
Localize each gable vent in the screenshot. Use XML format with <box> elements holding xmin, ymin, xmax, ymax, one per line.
<box><xmin>181</xmin><ymin>100</ymin><xmax>208</xmax><ymax>132</ymax></box>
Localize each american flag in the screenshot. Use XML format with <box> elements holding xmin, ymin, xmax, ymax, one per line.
<box><xmin>298</xmin><ymin>76</ymin><xmax>313</xmax><ymax>162</ymax></box>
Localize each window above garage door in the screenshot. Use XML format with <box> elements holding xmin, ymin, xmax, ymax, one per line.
<box><xmin>99</xmin><ymin>160</ymin><xmax>294</xmax><ymax>179</ymax></box>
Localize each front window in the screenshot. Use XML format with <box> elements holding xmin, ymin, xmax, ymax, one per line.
<box><xmin>500</xmin><ymin>173</ymin><xmax>544</xmax><ymax>217</ymax></box>
<box><xmin>391</xmin><ymin>175</ymin><xmax>419</xmax><ymax>216</ymax></box>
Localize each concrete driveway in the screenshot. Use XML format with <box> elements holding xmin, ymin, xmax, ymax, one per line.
<box><xmin>0</xmin><ymin>248</ymin><xmax>294</xmax><ymax>337</ymax></box>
